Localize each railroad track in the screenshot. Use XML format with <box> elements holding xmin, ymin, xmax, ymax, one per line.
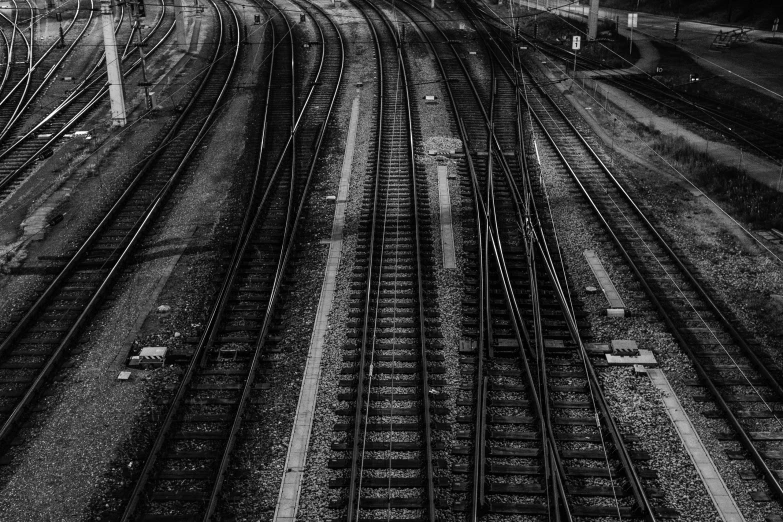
<box><xmin>470</xmin><ymin>0</ymin><xmax>783</xmax><ymax>510</ymax></box>
<box><xmin>391</xmin><ymin>0</ymin><xmax>677</xmax><ymax>518</ymax></box>
<box><xmin>0</xmin><ymin>0</ymin><xmax>238</xmax><ymax>461</ymax></box>
<box><xmin>327</xmin><ymin>0</ymin><xmax>446</xmax><ymax>520</ymax></box>
<box><xmin>0</xmin><ymin>0</ymin><xmax>98</xmax><ymax>144</ymax></box>
<box><xmin>489</xmin><ymin>15</ymin><xmax>783</xmax><ymax>164</ymax></box>
<box><xmin>0</xmin><ymin>0</ymin><xmax>34</xmax><ymax>102</ymax></box>
<box><xmin>0</xmin><ymin>0</ymin><xmax>174</xmax><ymax>203</ymax></box>
<box><xmin>115</xmin><ymin>0</ymin><xmax>344</xmax><ymax>518</ymax></box>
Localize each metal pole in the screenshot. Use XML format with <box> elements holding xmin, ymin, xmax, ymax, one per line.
<box><xmin>573</xmin><ymin>50</ymin><xmax>577</xmax><ymax>78</ymax></box>
<box><xmin>135</xmin><ymin>18</ymin><xmax>152</xmax><ymax>110</ymax></box>
<box><xmin>777</xmin><ymin>163</ymin><xmax>783</xmax><ymax>191</ymax></box>
<box><xmin>630</xmin><ymin>23</ymin><xmax>634</xmax><ymax>54</ymax></box>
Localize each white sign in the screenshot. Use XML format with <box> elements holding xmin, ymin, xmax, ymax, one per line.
<box><xmin>628</xmin><ymin>13</ymin><xmax>638</xmax><ymax>29</ymax></box>
<box><xmin>572</xmin><ymin>35</ymin><xmax>581</xmax><ymax>50</ymax></box>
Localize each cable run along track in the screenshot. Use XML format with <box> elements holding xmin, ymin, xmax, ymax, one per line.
<box><xmin>0</xmin><ymin>0</ymin><xmax>175</xmax><ymax>202</ymax></box>
<box><xmin>476</xmin><ymin>0</ymin><xmax>783</xmax><ymax>512</ymax></box>
<box><xmin>327</xmin><ymin>0</ymin><xmax>446</xmax><ymax>520</ymax></box>
<box><xmin>389</xmin><ymin>0</ymin><xmax>672</xmax><ymax>518</ymax></box>
<box><xmin>117</xmin><ymin>0</ymin><xmax>344</xmax><ymax>518</ymax></box>
<box><xmin>0</xmin><ymin>0</ymin><xmax>238</xmax><ymax>459</ymax></box>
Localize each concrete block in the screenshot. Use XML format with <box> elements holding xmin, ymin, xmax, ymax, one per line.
<box><xmin>611</xmin><ymin>339</ymin><xmax>638</xmax><ymax>354</ymax></box>
<box><xmin>606</xmin><ymin>349</ymin><xmax>656</xmax><ymax>366</ymax></box>
<box><xmin>138</xmin><ymin>346</ymin><xmax>167</xmax><ymax>368</ymax></box>
<box><xmin>584</xmin><ymin>343</ymin><xmax>610</xmax><ymax>354</ymax></box>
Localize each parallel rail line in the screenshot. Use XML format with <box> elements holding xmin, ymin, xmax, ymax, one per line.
<box><xmin>0</xmin><ymin>0</ymin><xmax>98</xmax><ymax>144</ymax></box>
<box><xmin>479</xmin><ymin>3</ymin><xmax>783</xmax><ymax>509</ymax></box>
<box><xmin>117</xmin><ymin>0</ymin><xmax>344</xmax><ymax>518</ymax></box>
<box><xmin>0</xmin><ymin>0</ymin><xmax>174</xmax><ymax>202</ymax></box>
<box><xmin>397</xmin><ymin>0</ymin><xmax>669</xmax><ymax>518</ymax></box>
<box><xmin>327</xmin><ymin>0</ymin><xmax>444</xmax><ymax>520</ymax></box>
<box><xmin>0</xmin><ymin>0</ymin><xmax>238</xmax><ymax>461</ymax></box>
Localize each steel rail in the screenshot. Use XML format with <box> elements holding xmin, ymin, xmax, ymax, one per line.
<box><xmin>0</xmin><ymin>0</ymin><xmax>98</xmax><ymax>143</ymax></box>
<box><xmin>345</xmin><ymin>0</ymin><xmax>383</xmax><ymax>517</ymax></box>
<box><xmin>395</xmin><ymin>2</ymin><xmax>576</xmax><ymax>517</ymax></box>
<box><xmin>508</xmin><ymin>45</ymin><xmax>783</xmax><ymax>404</ymax></box>
<box><xmin>472</xmin><ymin>5</ymin><xmax>783</xmax><ymax>164</ymax></box>
<box><xmin>0</xmin><ymin>0</ymin><xmax>238</xmax><ymax>448</ymax></box>
<box><xmin>0</xmin><ymin>0</ymin><xmax>89</xmax><ymax>110</ymax></box>
<box><xmin>0</xmin><ymin>0</ymin><xmax>33</xmax><ymax>105</ymax></box>
<box><xmin>488</xmin><ymin>1</ymin><xmax>780</xmax><ymax>506</ymax></box>
<box><xmin>0</xmin><ymin>0</ymin><xmax>155</xmax><ymax>347</ymax></box>
<box><xmin>0</xmin><ymin>22</ymin><xmax>12</xmax><ymax>94</ymax></box>
<box><xmin>121</xmin><ymin>0</ymin><xmax>344</xmax><ymax>516</ymax></box>
<box><xmin>470</xmin><ymin>7</ymin><xmax>660</xmax><ymax>518</ymax></box>
<box><xmin>0</xmin><ymin>0</ymin><xmax>173</xmax><ymax>194</ymax></box>
<box><xmin>513</xmin><ymin>45</ymin><xmax>659</xmax><ymax>520</ymax></box>
<box><xmin>0</xmin><ymin>0</ymin><xmax>31</xmax><ymax>100</ymax></box>
<box><xmin>604</xmin><ymin>76</ymin><xmax>782</xmax><ymax>162</ymax></box>
<box><xmin>205</xmin><ymin>2</ymin><xmax>343</xmax><ymax>515</ymax></box>
<box><xmin>388</xmin><ymin>2</ymin><xmax>557</xmax><ymax>518</ymax></box>
<box><xmin>346</xmin><ymin>0</ymin><xmax>436</xmax><ymax>519</ymax></box>
<box><xmin>490</xmin><ymin>16</ymin><xmax>783</xmax><ymax>164</ymax></box>
<box><xmin>117</xmin><ymin>1</ymin><xmax>265</xmax><ymax>516</ymax></box>
<box><xmin>388</xmin><ymin>1</ymin><xmax>573</xmax><ymax>518</ymax></box>
<box><xmin>512</xmin><ymin>48</ymin><xmax>783</xmax><ymax>505</ymax></box>
<box><xmin>215</xmin><ymin>0</ymin><xmax>340</xmax><ymax>508</ymax></box>
<box><xmin>405</xmin><ymin>1</ymin><xmax>658</xmax><ymax>518</ymax></box>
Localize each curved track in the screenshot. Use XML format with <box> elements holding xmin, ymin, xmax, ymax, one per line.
<box><xmin>394</xmin><ymin>0</ymin><xmax>673</xmax><ymax>518</ymax></box>
<box><xmin>117</xmin><ymin>0</ymin><xmax>344</xmax><ymax>518</ymax></box>
<box><xmin>0</xmin><ymin>0</ymin><xmax>174</xmax><ymax>202</ymax></box>
<box><xmin>0</xmin><ymin>0</ymin><xmax>34</xmax><ymax>102</ymax></box>
<box><xmin>0</xmin><ymin>0</ymin><xmax>238</xmax><ymax>460</ymax></box>
<box><xmin>473</xmin><ymin>0</ymin><xmax>783</xmax><ymax>509</ymax></box>
<box><xmin>0</xmin><ymin>0</ymin><xmax>99</xmax><ymax>144</ymax></box>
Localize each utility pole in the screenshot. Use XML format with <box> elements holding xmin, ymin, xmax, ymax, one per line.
<box><xmin>587</xmin><ymin>0</ymin><xmax>599</xmax><ymax>40</ymax></box>
<box><xmin>101</xmin><ymin>0</ymin><xmax>126</xmax><ymax>126</ymax></box>
<box><xmin>628</xmin><ymin>12</ymin><xmax>637</xmax><ymax>55</ymax></box>
<box><xmin>174</xmin><ymin>0</ymin><xmax>187</xmax><ymax>48</ymax></box>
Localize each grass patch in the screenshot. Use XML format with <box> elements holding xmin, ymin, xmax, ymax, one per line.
<box><xmin>651</xmin><ymin>41</ymin><xmax>783</xmax><ymax>123</ymax></box>
<box><xmin>635</xmin><ymin>123</ymin><xmax>783</xmax><ymax>229</ymax></box>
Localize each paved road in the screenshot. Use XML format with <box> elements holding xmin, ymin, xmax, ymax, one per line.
<box><xmin>519</xmin><ymin>0</ymin><xmax>783</xmax><ymax>101</ymax></box>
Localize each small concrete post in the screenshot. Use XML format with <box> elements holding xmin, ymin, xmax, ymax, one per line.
<box><xmin>174</xmin><ymin>0</ymin><xmax>187</xmax><ymax>48</ymax></box>
<box><xmin>587</xmin><ymin>0</ymin><xmax>599</xmax><ymax>40</ymax></box>
<box><xmin>101</xmin><ymin>0</ymin><xmax>126</xmax><ymax>126</ymax></box>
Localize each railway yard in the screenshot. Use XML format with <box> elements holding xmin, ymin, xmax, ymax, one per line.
<box><xmin>0</xmin><ymin>0</ymin><xmax>782</xmax><ymax>520</ymax></box>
